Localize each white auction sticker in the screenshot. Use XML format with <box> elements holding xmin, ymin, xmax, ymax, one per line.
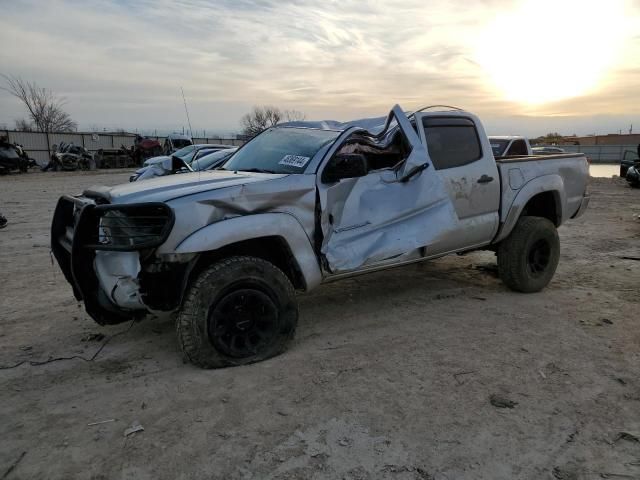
<box><xmin>279</xmin><ymin>154</ymin><xmax>310</xmax><ymax>168</ymax></box>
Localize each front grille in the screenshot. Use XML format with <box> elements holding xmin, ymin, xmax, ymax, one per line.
<box><xmin>97</xmin><ymin>206</ymin><xmax>173</xmax><ymax>249</ymax></box>
<box><xmin>80</xmin><ymin>203</ymin><xmax>174</xmax><ymax>251</ymax></box>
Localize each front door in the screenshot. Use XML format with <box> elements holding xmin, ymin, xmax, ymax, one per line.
<box><xmin>318</xmin><ymin>105</ymin><xmax>460</xmax><ymax>274</ymax></box>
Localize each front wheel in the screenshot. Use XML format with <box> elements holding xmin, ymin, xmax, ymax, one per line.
<box><xmin>176</xmin><ymin>256</ymin><xmax>298</xmax><ymax>369</ymax></box>
<box><xmin>497</xmin><ymin>216</ymin><xmax>560</xmax><ymax>293</ymax></box>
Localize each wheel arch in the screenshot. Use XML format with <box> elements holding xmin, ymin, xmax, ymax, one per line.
<box><xmin>495</xmin><ymin>175</ymin><xmax>565</xmax><ymax>243</ymax></box>
<box><xmin>174</xmin><ymin>213</ymin><xmax>323</xmax><ymax>292</ymax></box>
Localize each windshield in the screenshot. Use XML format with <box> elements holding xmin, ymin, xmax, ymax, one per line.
<box><xmin>222</xmin><ymin>128</ymin><xmax>340</xmax><ymax>174</ymax></box>
<box><xmin>192</xmin><ymin>149</ymin><xmax>237</xmax><ymax>171</ymax></box>
<box><xmin>173</xmin><ymin>145</ymin><xmax>196</xmax><ymax>158</ymax></box>
<box><xmin>489</xmin><ymin>139</ymin><xmax>510</xmax><ymax>157</ymax></box>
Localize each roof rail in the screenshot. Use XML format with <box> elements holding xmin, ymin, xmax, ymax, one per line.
<box><xmin>412</xmin><ymin>105</ymin><xmax>464</xmax><ymax>113</ymax></box>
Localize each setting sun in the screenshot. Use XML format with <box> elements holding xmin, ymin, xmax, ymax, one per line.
<box><xmin>475</xmin><ymin>0</ymin><xmax>631</xmax><ymax>105</ymax></box>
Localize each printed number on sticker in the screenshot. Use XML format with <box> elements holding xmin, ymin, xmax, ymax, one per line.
<box><xmin>279</xmin><ymin>155</ymin><xmax>310</xmax><ymax>168</ymax></box>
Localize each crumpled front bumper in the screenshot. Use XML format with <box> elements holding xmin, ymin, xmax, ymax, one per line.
<box><xmin>51</xmin><ymin>196</ymin><xmax>144</xmax><ymax>325</ymax></box>
<box><xmin>51</xmin><ymin>196</ymin><xmax>156</xmax><ymax>325</ymax></box>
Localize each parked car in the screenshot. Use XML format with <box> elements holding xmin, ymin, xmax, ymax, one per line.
<box><xmin>488</xmin><ymin>136</ymin><xmax>533</xmax><ymax>157</ymax></box>
<box><xmin>131</xmin><ymin>145</ymin><xmax>234</xmax><ymax>181</ymax></box>
<box><xmin>130</xmin><ymin>147</ymin><xmax>237</xmax><ymax>182</ymax></box>
<box><xmin>191</xmin><ymin>147</ymin><xmax>238</xmax><ymax>171</ymax></box>
<box><xmin>143</xmin><ymin>144</ymin><xmax>231</xmax><ymax>168</ymax></box>
<box><xmin>620</xmin><ymin>149</ymin><xmax>639</xmax><ymax>178</ymax></box>
<box><xmin>533</xmin><ymin>146</ymin><xmax>566</xmax><ymax>155</ymax></box>
<box><xmin>163</xmin><ymin>134</ymin><xmax>193</xmax><ymax>155</ymax></box>
<box><xmin>51</xmin><ymin>104</ymin><xmax>590</xmax><ymax>369</ymax></box>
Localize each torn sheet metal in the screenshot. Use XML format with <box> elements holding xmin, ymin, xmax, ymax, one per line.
<box><xmin>94</xmin><ymin>251</ymin><xmax>145</xmax><ymax>309</ymax></box>
<box><xmin>320</xmin><ymin>167</ymin><xmax>459</xmax><ymax>272</ymax></box>
<box><xmin>319</xmin><ymin>105</ymin><xmax>460</xmax><ymax>273</ymax></box>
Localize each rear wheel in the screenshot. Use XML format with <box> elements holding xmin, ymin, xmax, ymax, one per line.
<box><xmin>497</xmin><ymin>216</ymin><xmax>560</xmax><ymax>293</ymax></box>
<box><xmin>176</xmin><ymin>256</ymin><xmax>298</xmax><ymax>369</ymax></box>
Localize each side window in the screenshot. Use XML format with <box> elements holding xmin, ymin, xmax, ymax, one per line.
<box><xmin>507</xmin><ymin>139</ymin><xmax>528</xmax><ymax>156</ymax></box>
<box><xmin>422</xmin><ymin>117</ymin><xmax>482</xmax><ymax>170</ymax></box>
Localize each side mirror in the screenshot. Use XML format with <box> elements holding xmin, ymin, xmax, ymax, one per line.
<box><xmin>322</xmin><ymin>153</ymin><xmax>368</xmax><ymax>183</ymax></box>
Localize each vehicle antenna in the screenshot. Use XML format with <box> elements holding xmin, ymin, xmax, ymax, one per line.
<box><xmin>181</xmin><ymin>87</ymin><xmax>193</xmax><ymax>138</ymax></box>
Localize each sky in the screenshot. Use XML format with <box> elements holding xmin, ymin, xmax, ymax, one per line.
<box><xmin>1</xmin><ymin>0</ymin><xmax>639</xmax><ymax>137</ymax></box>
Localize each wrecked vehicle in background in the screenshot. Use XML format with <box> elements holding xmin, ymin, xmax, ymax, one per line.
<box><xmin>130</xmin><ymin>147</ymin><xmax>237</xmax><ymax>182</ymax></box>
<box><xmin>626</xmin><ymin>161</ymin><xmax>640</xmax><ymax>187</ymax></box>
<box><xmin>0</xmin><ymin>143</ymin><xmax>30</xmax><ymax>174</ymax></box>
<box><xmin>621</xmin><ymin>149</ymin><xmax>639</xmax><ymax>179</ymax></box>
<box><xmin>163</xmin><ymin>133</ymin><xmax>193</xmax><ymax>155</ymax></box>
<box><xmin>130</xmin><ymin>136</ymin><xmax>163</xmax><ymax>164</ymax></box>
<box><xmin>50</xmin><ymin>143</ymin><xmax>93</xmax><ymax>171</ymax></box>
<box><xmin>51</xmin><ymin>104</ymin><xmax>590</xmax><ymax>369</ymax></box>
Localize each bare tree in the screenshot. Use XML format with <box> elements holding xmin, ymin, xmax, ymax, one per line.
<box><xmin>284</xmin><ymin>109</ymin><xmax>306</xmax><ymax>122</ymax></box>
<box><xmin>1</xmin><ymin>74</ymin><xmax>77</xmax><ymax>132</ymax></box>
<box><xmin>240</xmin><ymin>106</ymin><xmax>306</xmax><ymax>137</ymax></box>
<box><xmin>241</xmin><ymin>106</ymin><xmax>282</xmax><ymax>137</ymax></box>
<box><xmin>14</xmin><ymin>118</ymin><xmax>34</xmax><ymax>131</ymax></box>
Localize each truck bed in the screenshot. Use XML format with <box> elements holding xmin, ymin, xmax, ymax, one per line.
<box><xmin>493</xmin><ymin>151</ymin><xmax>590</xmax><ymax>243</ymax></box>
<box><xmin>495</xmin><ymin>153</ymin><xmax>585</xmax><ymax>163</ymax></box>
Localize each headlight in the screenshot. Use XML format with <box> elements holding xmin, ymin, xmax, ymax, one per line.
<box><xmin>90</xmin><ymin>204</ymin><xmax>174</xmax><ymax>250</ymax></box>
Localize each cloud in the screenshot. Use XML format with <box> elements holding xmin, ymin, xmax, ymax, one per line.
<box><xmin>0</xmin><ymin>0</ymin><xmax>638</xmax><ymax>135</ymax></box>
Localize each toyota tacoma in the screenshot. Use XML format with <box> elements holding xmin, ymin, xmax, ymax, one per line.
<box><xmin>51</xmin><ymin>105</ymin><xmax>590</xmax><ymax>368</ymax></box>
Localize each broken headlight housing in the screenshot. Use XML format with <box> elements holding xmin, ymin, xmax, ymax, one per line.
<box><xmin>90</xmin><ymin>204</ymin><xmax>174</xmax><ymax>251</ymax></box>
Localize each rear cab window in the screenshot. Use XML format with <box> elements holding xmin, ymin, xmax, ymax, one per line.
<box><xmin>422</xmin><ymin>117</ymin><xmax>482</xmax><ymax>169</ymax></box>
<box><xmin>506</xmin><ymin>139</ymin><xmax>528</xmax><ymax>156</ymax></box>
<box><xmin>490</xmin><ymin>140</ymin><xmax>510</xmax><ymax>157</ymax></box>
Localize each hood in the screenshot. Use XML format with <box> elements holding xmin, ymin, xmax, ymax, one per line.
<box><xmin>84</xmin><ymin>170</ymin><xmax>288</xmax><ymax>204</ymax></box>
<box><xmin>143</xmin><ymin>155</ymin><xmax>171</xmax><ymax>166</ymax></box>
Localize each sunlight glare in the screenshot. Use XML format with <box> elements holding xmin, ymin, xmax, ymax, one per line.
<box><xmin>475</xmin><ymin>0</ymin><xmax>630</xmax><ymax>105</ymax></box>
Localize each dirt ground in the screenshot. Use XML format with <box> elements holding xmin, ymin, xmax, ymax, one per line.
<box><xmin>1</xmin><ymin>170</ymin><xmax>639</xmax><ymax>480</ymax></box>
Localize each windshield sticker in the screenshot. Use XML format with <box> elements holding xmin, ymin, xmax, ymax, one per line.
<box><xmin>279</xmin><ymin>154</ymin><xmax>310</xmax><ymax>168</ymax></box>
<box><xmin>490</xmin><ymin>143</ymin><xmax>500</xmax><ymax>148</ymax></box>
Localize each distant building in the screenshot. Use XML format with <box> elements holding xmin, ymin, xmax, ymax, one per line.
<box><xmin>561</xmin><ymin>133</ymin><xmax>640</xmax><ymax>146</ymax></box>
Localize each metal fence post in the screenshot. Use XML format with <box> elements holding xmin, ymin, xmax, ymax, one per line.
<box><xmin>45</xmin><ymin>131</ymin><xmax>51</xmax><ymax>160</ymax></box>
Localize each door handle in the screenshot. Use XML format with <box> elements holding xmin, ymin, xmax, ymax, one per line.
<box><xmin>477</xmin><ymin>174</ymin><xmax>494</xmax><ymax>184</ymax></box>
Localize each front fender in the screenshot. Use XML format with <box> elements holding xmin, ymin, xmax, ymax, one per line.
<box><xmin>495</xmin><ymin>174</ymin><xmax>565</xmax><ymax>243</ymax></box>
<box><xmin>174</xmin><ymin>213</ymin><xmax>323</xmax><ymax>290</ymax></box>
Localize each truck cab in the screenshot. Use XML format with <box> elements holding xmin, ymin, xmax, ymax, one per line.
<box><xmin>488</xmin><ymin>136</ymin><xmax>533</xmax><ymax>157</ymax></box>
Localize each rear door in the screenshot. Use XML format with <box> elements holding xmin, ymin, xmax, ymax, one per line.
<box><xmin>416</xmin><ymin>114</ymin><xmax>500</xmax><ymax>253</ymax></box>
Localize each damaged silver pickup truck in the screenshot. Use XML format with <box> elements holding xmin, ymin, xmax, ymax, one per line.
<box><xmin>51</xmin><ymin>105</ymin><xmax>590</xmax><ymax>368</ymax></box>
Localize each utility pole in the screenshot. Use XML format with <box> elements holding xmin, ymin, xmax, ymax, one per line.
<box><xmin>181</xmin><ymin>87</ymin><xmax>193</xmax><ymax>138</ymax></box>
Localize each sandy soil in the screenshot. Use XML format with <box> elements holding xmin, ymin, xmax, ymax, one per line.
<box><xmin>1</xmin><ymin>170</ymin><xmax>639</xmax><ymax>480</ymax></box>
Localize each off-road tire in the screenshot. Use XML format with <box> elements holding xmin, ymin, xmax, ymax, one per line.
<box><xmin>497</xmin><ymin>216</ymin><xmax>560</xmax><ymax>293</ymax></box>
<box><xmin>176</xmin><ymin>256</ymin><xmax>298</xmax><ymax>369</ymax></box>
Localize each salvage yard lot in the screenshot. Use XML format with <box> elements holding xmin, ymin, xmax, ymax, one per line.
<box><xmin>1</xmin><ymin>171</ymin><xmax>639</xmax><ymax>480</ymax></box>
